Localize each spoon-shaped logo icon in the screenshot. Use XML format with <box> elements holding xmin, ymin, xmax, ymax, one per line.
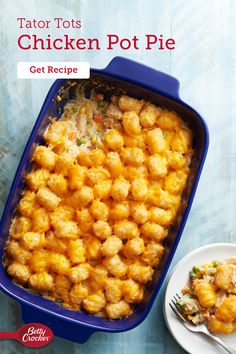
<box><xmin>0</xmin><ymin>323</ymin><xmax>54</xmax><ymax>348</ymax></box>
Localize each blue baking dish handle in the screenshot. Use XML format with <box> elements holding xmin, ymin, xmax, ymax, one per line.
<box><xmin>20</xmin><ymin>302</ymin><xmax>95</xmax><ymax>343</ymax></box>
<box><xmin>103</xmin><ymin>56</ymin><xmax>180</xmax><ymax>99</ymax></box>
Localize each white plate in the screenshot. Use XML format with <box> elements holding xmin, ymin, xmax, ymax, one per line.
<box><xmin>164</xmin><ymin>243</ymin><xmax>236</xmax><ymax>354</ymax></box>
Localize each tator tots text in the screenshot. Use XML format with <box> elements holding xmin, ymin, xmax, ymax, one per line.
<box><xmin>17</xmin><ymin>18</ymin><xmax>175</xmax><ymax>51</ymax></box>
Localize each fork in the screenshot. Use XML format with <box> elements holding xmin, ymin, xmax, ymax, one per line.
<box><xmin>169</xmin><ymin>293</ymin><xmax>236</xmax><ymax>354</ymax></box>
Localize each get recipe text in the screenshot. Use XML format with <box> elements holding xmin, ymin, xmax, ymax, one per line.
<box><xmin>30</xmin><ymin>65</ymin><xmax>78</xmax><ymax>75</ymax></box>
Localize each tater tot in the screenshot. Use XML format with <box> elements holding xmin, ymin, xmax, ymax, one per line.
<box><xmin>84</xmin><ymin>236</ymin><xmax>102</xmax><ymax>260</ymax></box>
<box><xmin>122</xmin><ymin>279</ymin><xmax>142</xmax><ymax>303</ymax></box>
<box><xmin>123</xmin><ymin>134</ymin><xmax>146</xmax><ymax>149</ymax></box>
<box><xmin>171</xmin><ymin>129</ymin><xmax>192</xmax><ymax>154</ymax></box>
<box><xmin>124</xmin><ymin>165</ymin><xmax>148</xmax><ymax>181</ymax></box>
<box><xmin>26</xmin><ymin>169</ymin><xmax>50</xmax><ymax>192</ymax></box>
<box><xmin>18</xmin><ymin>191</ymin><xmax>39</xmax><ymax>218</ymax></box>
<box><xmin>139</xmin><ymin>103</ymin><xmax>159</xmax><ymax>128</ymax></box>
<box><xmin>193</xmin><ymin>280</ymin><xmax>217</xmax><ymax>308</ymax></box>
<box><xmin>32</xmin><ymin>145</ymin><xmax>57</xmax><ymax>171</ymax></box>
<box><xmin>50</xmin><ymin>252</ymin><xmax>70</xmax><ymax>274</ymax></box>
<box><xmin>106</xmin><ymin>151</ymin><xmax>123</xmax><ymax>178</ymax></box>
<box><xmin>29</xmin><ymin>249</ymin><xmax>49</xmax><ymax>272</ymax></box>
<box><xmin>53</xmin><ymin>274</ymin><xmax>71</xmax><ymax>302</ymax></box>
<box><xmin>83</xmin><ymin>292</ymin><xmax>106</xmax><ymax>314</ymax></box>
<box><xmin>67</xmin><ymin>263</ymin><xmax>91</xmax><ymax>283</ymax></box>
<box><xmin>208</xmin><ymin>316</ymin><xmax>235</xmax><ymax>334</ymax></box>
<box><xmin>146</xmin><ymin>128</ymin><xmax>166</xmax><ymax>154</ymax></box>
<box><xmin>150</xmin><ymin>188</ymin><xmax>181</xmax><ymax>210</ymax></box>
<box><xmin>214</xmin><ymin>265</ymin><xmax>234</xmax><ymax>290</ymax></box>
<box><xmin>166</xmin><ymin>150</ymin><xmax>187</xmax><ymax>170</ymax></box>
<box><xmin>123</xmin><ymin>237</ymin><xmax>145</xmax><ymax>258</ymax></box>
<box><xmin>164</xmin><ymin>170</ymin><xmax>188</xmax><ymax>194</ymax></box>
<box><xmin>120</xmin><ymin>147</ymin><xmax>145</xmax><ymax>166</ymax></box>
<box><xmin>103</xmin><ymin>129</ymin><xmax>124</xmax><ymax>150</ymax></box>
<box><xmin>163</xmin><ymin>130</ymin><xmax>175</xmax><ymax>149</ymax></box>
<box><xmin>113</xmin><ymin>220</ymin><xmax>140</xmax><ymax>239</ymax></box>
<box><xmin>141</xmin><ymin>222</ymin><xmax>167</xmax><ymax>242</ymax></box>
<box><xmin>45</xmin><ymin>231</ymin><xmax>67</xmax><ymax>253</ymax></box>
<box><xmin>86</xmin><ymin>167</ymin><xmax>111</xmax><ymax>185</ymax></box>
<box><xmin>93</xmin><ymin>180</ymin><xmax>112</xmax><ymax>200</ymax></box>
<box><xmin>149</xmin><ymin>207</ymin><xmax>173</xmax><ymax>226</ymax></box>
<box><xmin>32</xmin><ymin>208</ymin><xmax>50</xmax><ymax>233</ymax></box>
<box><xmin>29</xmin><ymin>272</ymin><xmax>54</xmax><ymax>291</ymax></box>
<box><xmin>128</xmin><ymin>262</ymin><xmax>154</xmax><ymax>283</ymax></box>
<box><xmin>78</xmin><ymin>151</ymin><xmax>92</xmax><ymax>167</ymax></box>
<box><xmin>130</xmin><ymin>178</ymin><xmax>148</xmax><ymax>201</ymax></box>
<box><xmin>69</xmin><ymin>186</ymin><xmax>93</xmax><ymax>208</ymax></box>
<box><xmin>89</xmin><ymin>149</ymin><xmax>106</xmax><ymax>166</ymax></box>
<box><xmin>36</xmin><ymin>187</ymin><xmax>61</xmax><ymax>211</ymax></box>
<box><xmin>20</xmin><ymin>232</ymin><xmax>45</xmax><ymax>250</ymax></box>
<box><xmin>104</xmin><ymin>254</ymin><xmax>127</xmax><ymax>278</ymax></box>
<box><xmin>43</xmin><ymin>120</ymin><xmax>68</xmax><ymax>146</ymax></box>
<box><xmin>6</xmin><ymin>240</ymin><xmax>31</xmax><ymax>264</ymax></box>
<box><xmin>47</xmin><ymin>173</ymin><xmax>68</xmax><ymax>196</ymax></box>
<box><xmin>101</xmin><ymin>236</ymin><xmax>123</xmax><ymax>257</ymax></box>
<box><xmin>146</xmin><ymin>155</ymin><xmax>168</xmax><ymax>179</ymax></box>
<box><xmin>7</xmin><ymin>262</ymin><xmax>30</xmax><ymax>284</ymax></box>
<box><xmin>111</xmin><ymin>177</ymin><xmax>130</xmax><ymax>201</ymax></box>
<box><xmin>54</xmin><ymin>153</ymin><xmax>74</xmax><ymax>176</ymax></box>
<box><xmin>70</xmin><ymin>283</ymin><xmax>89</xmax><ymax>307</ymax></box>
<box><xmin>110</xmin><ymin>202</ymin><xmax>130</xmax><ymax>220</ymax></box>
<box><xmin>215</xmin><ymin>296</ymin><xmax>236</xmax><ymax>322</ymax></box>
<box><xmin>93</xmin><ymin>220</ymin><xmax>112</xmax><ymax>239</ymax></box>
<box><xmin>53</xmin><ymin>220</ymin><xmax>79</xmax><ymax>239</ymax></box>
<box><xmin>50</xmin><ymin>205</ymin><xmax>74</xmax><ymax>224</ymax></box>
<box><xmin>68</xmin><ymin>165</ymin><xmax>86</xmax><ymax>190</ymax></box>
<box><xmin>141</xmin><ymin>243</ymin><xmax>164</xmax><ymax>267</ymax></box>
<box><xmin>10</xmin><ymin>216</ymin><xmax>32</xmax><ymax>239</ymax></box>
<box><xmin>105</xmin><ymin>278</ymin><xmax>122</xmax><ymax>303</ymax></box>
<box><xmin>106</xmin><ymin>300</ymin><xmax>132</xmax><ymax>319</ymax></box>
<box><xmin>122</xmin><ymin>111</ymin><xmax>141</xmax><ymax>136</ymax></box>
<box><xmin>119</xmin><ymin>95</ymin><xmax>144</xmax><ymax>113</ymax></box>
<box><xmin>130</xmin><ymin>202</ymin><xmax>149</xmax><ymax>224</ymax></box>
<box><xmin>76</xmin><ymin>208</ymin><xmax>94</xmax><ymax>233</ymax></box>
<box><xmin>67</xmin><ymin>239</ymin><xmax>86</xmax><ymax>264</ymax></box>
<box><xmin>156</xmin><ymin>111</ymin><xmax>181</xmax><ymax>130</ymax></box>
<box><xmin>90</xmin><ymin>200</ymin><xmax>109</xmax><ymax>220</ymax></box>
<box><xmin>89</xmin><ymin>265</ymin><xmax>108</xmax><ymax>290</ymax></box>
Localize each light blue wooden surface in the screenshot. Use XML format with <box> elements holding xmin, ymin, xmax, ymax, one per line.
<box><xmin>0</xmin><ymin>0</ymin><xmax>236</xmax><ymax>353</ymax></box>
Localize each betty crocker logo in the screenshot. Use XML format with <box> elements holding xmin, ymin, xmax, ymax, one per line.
<box><xmin>0</xmin><ymin>323</ymin><xmax>54</xmax><ymax>348</ymax></box>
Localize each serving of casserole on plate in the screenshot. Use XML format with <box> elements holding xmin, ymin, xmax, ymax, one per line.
<box><xmin>177</xmin><ymin>257</ymin><xmax>236</xmax><ymax>334</ymax></box>
<box><xmin>164</xmin><ymin>243</ymin><xmax>236</xmax><ymax>354</ymax></box>
<box><xmin>3</xmin><ymin>90</ymin><xmax>193</xmax><ymax>319</ymax></box>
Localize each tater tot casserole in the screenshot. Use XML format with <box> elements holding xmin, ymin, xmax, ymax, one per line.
<box><xmin>3</xmin><ymin>90</ymin><xmax>194</xmax><ymax>320</ymax></box>
<box><xmin>177</xmin><ymin>258</ymin><xmax>236</xmax><ymax>334</ymax></box>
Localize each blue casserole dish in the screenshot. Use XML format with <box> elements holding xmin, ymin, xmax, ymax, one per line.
<box><xmin>0</xmin><ymin>57</ymin><xmax>209</xmax><ymax>343</ymax></box>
